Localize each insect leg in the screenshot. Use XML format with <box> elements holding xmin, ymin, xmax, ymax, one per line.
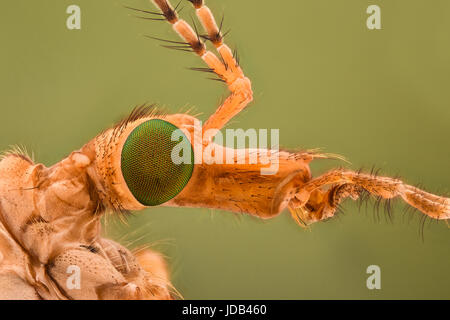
<box><xmin>151</xmin><ymin>0</ymin><xmax>253</xmax><ymax>144</ymax></box>
<box><xmin>290</xmin><ymin>169</ymin><xmax>450</xmax><ymax>225</ymax></box>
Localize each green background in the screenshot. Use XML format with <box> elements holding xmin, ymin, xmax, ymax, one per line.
<box><xmin>1</xmin><ymin>0</ymin><xmax>449</xmax><ymax>299</ymax></box>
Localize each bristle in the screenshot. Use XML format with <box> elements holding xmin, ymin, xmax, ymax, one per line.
<box><xmin>0</xmin><ymin>145</ymin><xmax>34</xmax><ymax>163</ymax></box>
<box><xmin>207</xmin><ymin>77</ymin><xmax>226</xmax><ymax>83</ymax></box>
<box><xmin>384</xmin><ymin>198</ymin><xmax>393</xmax><ymax>223</ymax></box>
<box><xmin>233</xmin><ymin>47</ymin><xmax>240</xmax><ymax>66</ymax></box>
<box><xmin>123</xmin><ymin>5</ymin><xmax>164</xmax><ymax>16</ymax></box>
<box><xmin>133</xmin><ymin>15</ymin><xmax>167</xmax><ymax>21</ymax></box>
<box><xmin>188</xmin><ymin>67</ymin><xmax>216</xmax><ymax>73</ymax></box>
<box><xmin>144</xmin><ymin>35</ymin><xmax>190</xmax><ymax>45</ymax></box>
<box><xmin>222</xmin><ymin>29</ymin><xmax>231</xmax><ymax>38</ymax></box>
<box><xmin>173</xmin><ymin>0</ymin><xmax>183</xmax><ymax>13</ymax></box>
<box><xmin>161</xmin><ymin>44</ymin><xmax>194</xmax><ymax>52</ymax></box>
<box><xmin>218</xmin><ymin>14</ymin><xmax>225</xmax><ymax>35</ymax></box>
<box><xmin>112</xmin><ymin>104</ymin><xmax>166</xmax><ymax>138</ymax></box>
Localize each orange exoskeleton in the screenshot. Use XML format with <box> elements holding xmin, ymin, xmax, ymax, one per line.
<box><xmin>0</xmin><ymin>0</ymin><xmax>448</xmax><ymax>299</ymax></box>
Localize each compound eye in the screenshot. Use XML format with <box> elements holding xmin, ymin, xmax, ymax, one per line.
<box><xmin>120</xmin><ymin>119</ymin><xmax>194</xmax><ymax>206</ymax></box>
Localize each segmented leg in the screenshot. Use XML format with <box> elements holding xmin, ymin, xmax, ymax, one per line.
<box><xmin>151</xmin><ymin>0</ymin><xmax>253</xmax><ymax>143</ymax></box>
<box><xmin>290</xmin><ymin>169</ymin><xmax>450</xmax><ymax>225</ymax></box>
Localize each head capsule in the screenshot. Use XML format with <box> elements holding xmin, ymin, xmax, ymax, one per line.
<box><xmin>89</xmin><ymin>113</ymin><xmax>195</xmax><ymax>211</ymax></box>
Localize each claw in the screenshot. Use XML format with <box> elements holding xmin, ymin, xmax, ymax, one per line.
<box><xmin>288</xmin><ymin>206</ymin><xmax>313</xmax><ymax>228</ymax></box>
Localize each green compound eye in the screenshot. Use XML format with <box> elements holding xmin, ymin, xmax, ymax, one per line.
<box><xmin>121</xmin><ymin>119</ymin><xmax>194</xmax><ymax>206</ymax></box>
